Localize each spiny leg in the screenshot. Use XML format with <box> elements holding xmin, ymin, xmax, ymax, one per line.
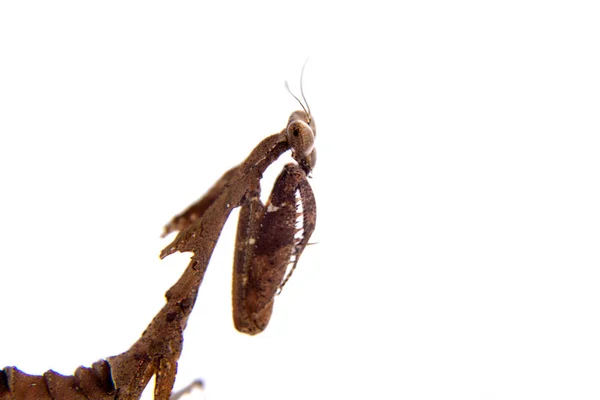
<box><xmin>278</xmin><ymin>168</ymin><xmax>316</xmax><ymax>293</ymax></box>
<box><xmin>232</xmin><ymin>163</ymin><xmax>316</xmax><ymax>335</ymax></box>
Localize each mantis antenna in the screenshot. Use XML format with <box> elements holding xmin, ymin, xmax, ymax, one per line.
<box><xmin>285</xmin><ymin>60</ymin><xmax>312</xmax><ymax>123</ymax></box>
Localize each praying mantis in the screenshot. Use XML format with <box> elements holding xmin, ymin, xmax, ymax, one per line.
<box><xmin>161</xmin><ymin>99</ymin><xmax>317</xmax><ymax>334</ymax></box>
<box><xmin>0</xmin><ymin>78</ymin><xmax>317</xmax><ymax>399</ymax></box>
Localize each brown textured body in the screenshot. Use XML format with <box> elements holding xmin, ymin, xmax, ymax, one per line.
<box><xmin>2</xmin><ymin>108</ymin><xmax>317</xmax><ymax>399</ymax></box>
<box><xmin>0</xmin><ymin>361</ymin><xmax>114</xmax><ymax>400</ymax></box>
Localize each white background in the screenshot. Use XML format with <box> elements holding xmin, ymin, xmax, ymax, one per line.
<box><xmin>1</xmin><ymin>2</ymin><xmax>599</xmax><ymax>399</ymax></box>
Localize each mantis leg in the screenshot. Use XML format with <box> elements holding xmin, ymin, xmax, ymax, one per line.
<box><xmin>232</xmin><ymin>163</ymin><xmax>316</xmax><ymax>335</ymax></box>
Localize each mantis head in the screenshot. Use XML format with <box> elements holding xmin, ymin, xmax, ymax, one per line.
<box><xmin>286</xmin><ymin>110</ymin><xmax>316</xmax><ymax>174</ymax></box>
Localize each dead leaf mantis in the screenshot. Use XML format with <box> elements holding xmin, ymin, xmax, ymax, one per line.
<box><xmin>0</xmin><ymin>76</ymin><xmax>316</xmax><ymax>399</ymax></box>
<box><xmin>162</xmin><ymin>91</ymin><xmax>317</xmax><ymax>334</ymax></box>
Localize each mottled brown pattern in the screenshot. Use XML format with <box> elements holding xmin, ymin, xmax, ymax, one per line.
<box><xmin>0</xmin><ymin>361</ymin><xmax>114</xmax><ymax>400</ymax></box>
<box><xmin>232</xmin><ymin>164</ymin><xmax>316</xmax><ymax>335</ymax></box>
<box><xmin>232</xmin><ymin>163</ymin><xmax>316</xmax><ymax>334</ymax></box>
<box><xmin>3</xmin><ymin>108</ymin><xmax>317</xmax><ymax>399</ymax></box>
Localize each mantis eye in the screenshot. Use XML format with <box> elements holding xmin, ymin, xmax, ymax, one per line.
<box><xmin>286</xmin><ymin>119</ymin><xmax>315</xmax><ymax>157</ymax></box>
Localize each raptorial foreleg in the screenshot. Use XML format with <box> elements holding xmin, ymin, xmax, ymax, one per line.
<box><xmin>232</xmin><ymin>163</ymin><xmax>316</xmax><ymax>335</ymax></box>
